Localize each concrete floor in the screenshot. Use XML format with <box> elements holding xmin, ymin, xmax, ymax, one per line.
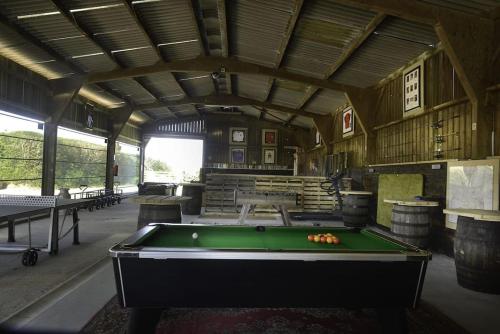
<box><xmin>0</xmin><ymin>200</ymin><xmax>499</xmax><ymax>333</ymax></box>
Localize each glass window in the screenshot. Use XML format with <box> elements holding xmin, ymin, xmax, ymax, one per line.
<box><xmin>0</xmin><ymin>111</ymin><xmax>44</xmax><ymax>195</ymax></box>
<box><xmin>115</xmin><ymin>141</ymin><xmax>140</xmax><ymax>194</ymax></box>
<box><xmin>55</xmin><ymin>127</ymin><xmax>107</xmax><ymax>195</ymax></box>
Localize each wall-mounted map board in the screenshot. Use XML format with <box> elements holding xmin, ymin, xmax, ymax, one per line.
<box><xmin>446</xmin><ymin>159</ymin><xmax>499</xmax><ymax>229</ymax></box>
<box><xmin>377</xmin><ymin>174</ymin><xmax>424</xmax><ymax>228</ymax></box>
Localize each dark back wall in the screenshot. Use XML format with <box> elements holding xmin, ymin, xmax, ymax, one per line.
<box><xmin>204</xmin><ymin>114</ymin><xmax>308</xmax><ymax>167</ymax></box>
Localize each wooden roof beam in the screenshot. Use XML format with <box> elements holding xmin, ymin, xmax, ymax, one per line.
<box><xmin>286</xmin><ymin>12</ymin><xmax>385</xmax><ymax>127</ymax></box>
<box><xmin>51</xmin><ymin>0</ymin><xmax>177</xmax><ymax>121</ymax></box>
<box><xmin>217</xmin><ymin>0</ymin><xmax>232</xmax><ymax>95</ymax></box>
<box><xmin>132</xmin><ymin>94</ymin><xmax>318</xmax><ymax>119</ymax></box>
<box><xmin>87</xmin><ymin>56</ymin><xmax>358</xmax><ymax>92</ymax></box>
<box><xmin>264</xmin><ymin>0</ymin><xmax>305</xmax><ymax>105</ymax></box>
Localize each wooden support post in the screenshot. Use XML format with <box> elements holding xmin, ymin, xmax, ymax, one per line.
<box><xmin>345</xmin><ymin>87</ymin><xmax>379</xmax><ymax>165</ymax></box>
<box><xmin>41</xmin><ymin>76</ymin><xmax>84</xmax><ymax>195</ymax></box>
<box><xmin>41</xmin><ymin>122</ymin><xmax>58</xmax><ymax>196</ymax></box>
<box><xmin>139</xmin><ymin>137</ymin><xmax>150</xmax><ymax>184</ymax></box>
<box><xmin>312</xmin><ymin>114</ymin><xmax>334</xmax><ymax>154</ymax></box>
<box><xmin>106</xmin><ymin>106</ymin><xmax>134</xmax><ymax>190</ymax></box>
<box><xmin>105</xmin><ymin>138</ymin><xmax>116</xmax><ymax>191</ymax></box>
<box><xmin>435</xmin><ymin>14</ymin><xmax>497</xmax><ymax>159</ymax></box>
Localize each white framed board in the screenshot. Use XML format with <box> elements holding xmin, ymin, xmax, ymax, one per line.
<box><xmin>446</xmin><ymin>159</ymin><xmax>499</xmax><ymax>229</ymax></box>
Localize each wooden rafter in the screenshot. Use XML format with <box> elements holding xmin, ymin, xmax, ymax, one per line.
<box><xmin>132</xmin><ymin>94</ymin><xmax>318</xmax><ymax>119</ymax></box>
<box><xmin>263</xmin><ymin>0</ymin><xmax>304</xmax><ymax>119</ymax></box>
<box><xmin>51</xmin><ymin>0</ymin><xmax>177</xmax><ymax>120</ymax></box>
<box><xmin>285</xmin><ymin>12</ymin><xmax>386</xmax><ymax>126</ymax></box>
<box><xmin>122</xmin><ymin>0</ymin><xmax>193</xmax><ymax>118</ymax></box>
<box><xmin>217</xmin><ymin>0</ymin><xmax>232</xmax><ymax>95</ymax></box>
<box><xmin>87</xmin><ymin>56</ymin><xmax>358</xmax><ymax>92</ymax></box>
<box><xmin>188</xmin><ymin>0</ymin><xmax>218</xmax><ymax>99</ymax></box>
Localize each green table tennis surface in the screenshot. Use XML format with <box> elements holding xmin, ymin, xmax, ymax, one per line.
<box><xmin>139</xmin><ymin>225</ymin><xmax>407</xmax><ymax>252</ymax></box>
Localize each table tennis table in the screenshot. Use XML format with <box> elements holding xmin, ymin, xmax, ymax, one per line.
<box><xmin>0</xmin><ymin>195</ymin><xmax>94</xmax><ymax>266</ymax></box>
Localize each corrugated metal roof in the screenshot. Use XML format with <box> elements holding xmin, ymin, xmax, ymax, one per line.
<box><xmin>0</xmin><ymin>0</ymin><xmax>56</xmax><ymax>20</ymax></box>
<box><xmin>233</xmin><ymin>74</ymin><xmax>270</xmax><ymax>101</ymax></box>
<box><xmin>376</xmin><ymin>17</ymin><xmax>438</xmax><ymax>46</ymax></box>
<box><xmin>418</xmin><ymin>0</ymin><xmax>500</xmax><ymax>15</ymax></box>
<box><xmin>228</xmin><ymin>0</ymin><xmax>296</xmax><ymax>67</ymax></box>
<box><xmin>263</xmin><ymin>109</ymin><xmax>291</xmax><ymax>123</ymax></box>
<box><xmin>47</xmin><ymin>36</ymin><xmax>102</xmax><ymax>59</ymax></box>
<box><xmin>143</xmin><ymin>107</ymin><xmax>175</xmax><ymax>119</ymax></box>
<box><xmin>114</xmin><ymin>47</ymin><xmax>158</xmax><ymax>68</ymax></box>
<box><xmin>284</xmin><ymin>0</ymin><xmax>377</xmax><ymax>78</ymax></box>
<box><xmin>139</xmin><ymin>73</ymin><xmax>186</xmax><ymax>100</ymax></box>
<box><xmin>331</xmin><ymin>33</ymin><xmax>434</xmax><ymax>87</ymax></box>
<box><xmin>0</xmin><ymin>22</ymin><xmax>72</xmax><ymax>79</ymax></box>
<box><xmin>1</xmin><ymin>0</ymin><xmax>495</xmax><ymax>127</ymax></box>
<box><xmin>71</xmin><ymin>6</ymin><xmax>154</xmax><ymax>58</ymax></box>
<box><xmin>80</xmin><ymin>84</ymin><xmax>126</xmax><ymax>108</ymax></box>
<box><xmin>169</xmin><ymin>104</ymin><xmax>199</xmax><ymax>117</ymax></box>
<box><xmin>291</xmin><ymin>115</ymin><xmax>314</xmax><ymax>128</ymax></box>
<box><xmin>269</xmin><ymin>79</ymin><xmax>309</xmax><ymax>109</ymax></box>
<box><xmin>104</xmin><ymin>79</ymin><xmax>157</xmax><ymax>105</ymax></box>
<box><xmin>71</xmin><ymin>53</ymin><xmax>116</xmax><ymax>72</ymax></box>
<box><xmin>237</xmin><ymin>105</ymin><xmax>261</xmax><ymax>118</ymax></box>
<box><xmin>134</xmin><ymin>0</ymin><xmax>202</xmax><ymax>61</ymax></box>
<box><xmin>305</xmin><ymin>89</ymin><xmax>346</xmax><ymax>114</ymax></box>
<box><xmin>176</xmin><ymin>72</ymin><xmax>215</xmax><ymax>97</ymax></box>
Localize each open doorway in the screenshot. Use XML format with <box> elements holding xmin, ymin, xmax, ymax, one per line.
<box><xmin>144</xmin><ymin>138</ymin><xmax>203</xmax><ymax>185</ymax></box>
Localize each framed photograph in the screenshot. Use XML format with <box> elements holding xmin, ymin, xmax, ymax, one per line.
<box><xmin>342</xmin><ymin>106</ymin><xmax>354</xmax><ymax>137</ymax></box>
<box><xmin>403</xmin><ymin>60</ymin><xmax>424</xmax><ymax>117</ymax></box>
<box><xmin>262</xmin><ymin>148</ymin><xmax>277</xmax><ymax>164</ymax></box>
<box><xmin>230</xmin><ymin>147</ymin><xmax>246</xmax><ymax>164</ymax></box>
<box><xmin>262</xmin><ymin>129</ymin><xmax>277</xmax><ymax>146</ymax></box>
<box><xmin>229</xmin><ymin>127</ymin><xmax>247</xmax><ymax>145</ymax></box>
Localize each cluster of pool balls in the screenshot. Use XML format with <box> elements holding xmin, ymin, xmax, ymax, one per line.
<box><xmin>307</xmin><ymin>233</ymin><xmax>341</xmax><ymax>245</ymax></box>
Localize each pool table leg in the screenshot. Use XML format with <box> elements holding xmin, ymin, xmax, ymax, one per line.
<box><xmin>127</xmin><ymin>308</ymin><xmax>163</xmax><ymax>334</ymax></box>
<box><xmin>376</xmin><ymin>308</ymin><xmax>408</xmax><ymax>334</ymax></box>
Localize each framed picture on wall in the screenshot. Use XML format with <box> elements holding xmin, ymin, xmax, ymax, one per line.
<box><xmin>342</xmin><ymin>106</ymin><xmax>354</xmax><ymax>137</ymax></box>
<box><xmin>229</xmin><ymin>127</ymin><xmax>247</xmax><ymax>145</ymax></box>
<box><xmin>262</xmin><ymin>148</ymin><xmax>277</xmax><ymax>164</ymax></box>
<box><xmin>230</xmin><ymin>147</ymin><xmax>246</xmax><ymax>164</ymax></box>
<box><xmin>403</xmin><ymin>60</ymin><xmax>425</xmax><ymax>117</ymax></box>
<box><xmin>262</xmin><ymin>129</ymin><xmax>277</xmax><ymax>146</ymax></box>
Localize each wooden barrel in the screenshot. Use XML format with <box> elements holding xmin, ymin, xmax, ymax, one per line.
<box><xmin>137</xmin><ymin>204</ymin><xmax>181</xmax><ymax>230</ymax></box>
<box><xmin>342</xmin><ymin>195</ymin><xmax>370</xmax><ymax>228</ymax></box>
<box><xmin>181</xmin><ymin>184</ymin><xmax>204</xmax><ymax>215</ymax></box>
<box><xmin>390</xmin><ymin>205</ymin><xmax>430</xmax><ymax>248</ymax></box>
<box><xmin>454</xmin><ymin>216</ymin><xmax>500</xmax><ymax>294</ymax></box>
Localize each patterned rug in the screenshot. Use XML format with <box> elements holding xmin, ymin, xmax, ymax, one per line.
<box><xmin>82</xmin><ymin>297</ymin><xmax>469</xmax><ymax>334</ymax></box>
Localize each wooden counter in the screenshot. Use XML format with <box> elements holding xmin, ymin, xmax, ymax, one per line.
<box><xmin>443</xmin><ymin>208</ymin><xmax>500</xmax><ymax>222</ymax></box>
<box><xmin>384</xmin><ymin>199</ymin><xmax>439</xmax><ymax>207</ymax></box>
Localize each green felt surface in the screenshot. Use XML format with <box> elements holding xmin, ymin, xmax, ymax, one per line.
<box><xmin>139</xmin><ymin>225</ymin><xmax>407</xmax><ymax>252</ymax></box>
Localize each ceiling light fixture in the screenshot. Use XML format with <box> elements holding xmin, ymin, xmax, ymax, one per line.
<box><xmin>157</xmin><ymin>39</ymin><xmax>198</xmax><ymax>47</ymax></box>
<box><xmin>70</xmin><ymin>4</ymin><xmax>123</xmax><ymax>13</ymax></box>
<box><xmin>18</xmin><ymin>11</ymin><xmax>60</xmax><ymax>19</ymax></box>
<box><xmin>72</xmin><ymin>52</ymin><xmax>104</xmax><ymax>59</ymax></box>
<box><xmin>111</xmin><ymin>46</ymin><xmax>151</xmax><ymax>54</ymax></box>
<box><xmin>131</xmin><ymin>0</ymin><xmax>163</xmax><ymax>4</ymax></box>
<box><xmin>179</xmin><ymin>75</ymin><xmax>210</xmax><ymax>81</ymax></box>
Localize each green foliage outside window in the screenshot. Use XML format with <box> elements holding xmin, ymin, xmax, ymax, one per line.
<box><xmin>0</xmin><ymin>130</ymin><xmax>140</xmax><ymax>191</ymax></box>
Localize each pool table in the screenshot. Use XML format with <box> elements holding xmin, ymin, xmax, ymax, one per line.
<box><xmin>110</xmin><ymin>224</ymin><xmax>431</xmax><ymax>333</ymax></box>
